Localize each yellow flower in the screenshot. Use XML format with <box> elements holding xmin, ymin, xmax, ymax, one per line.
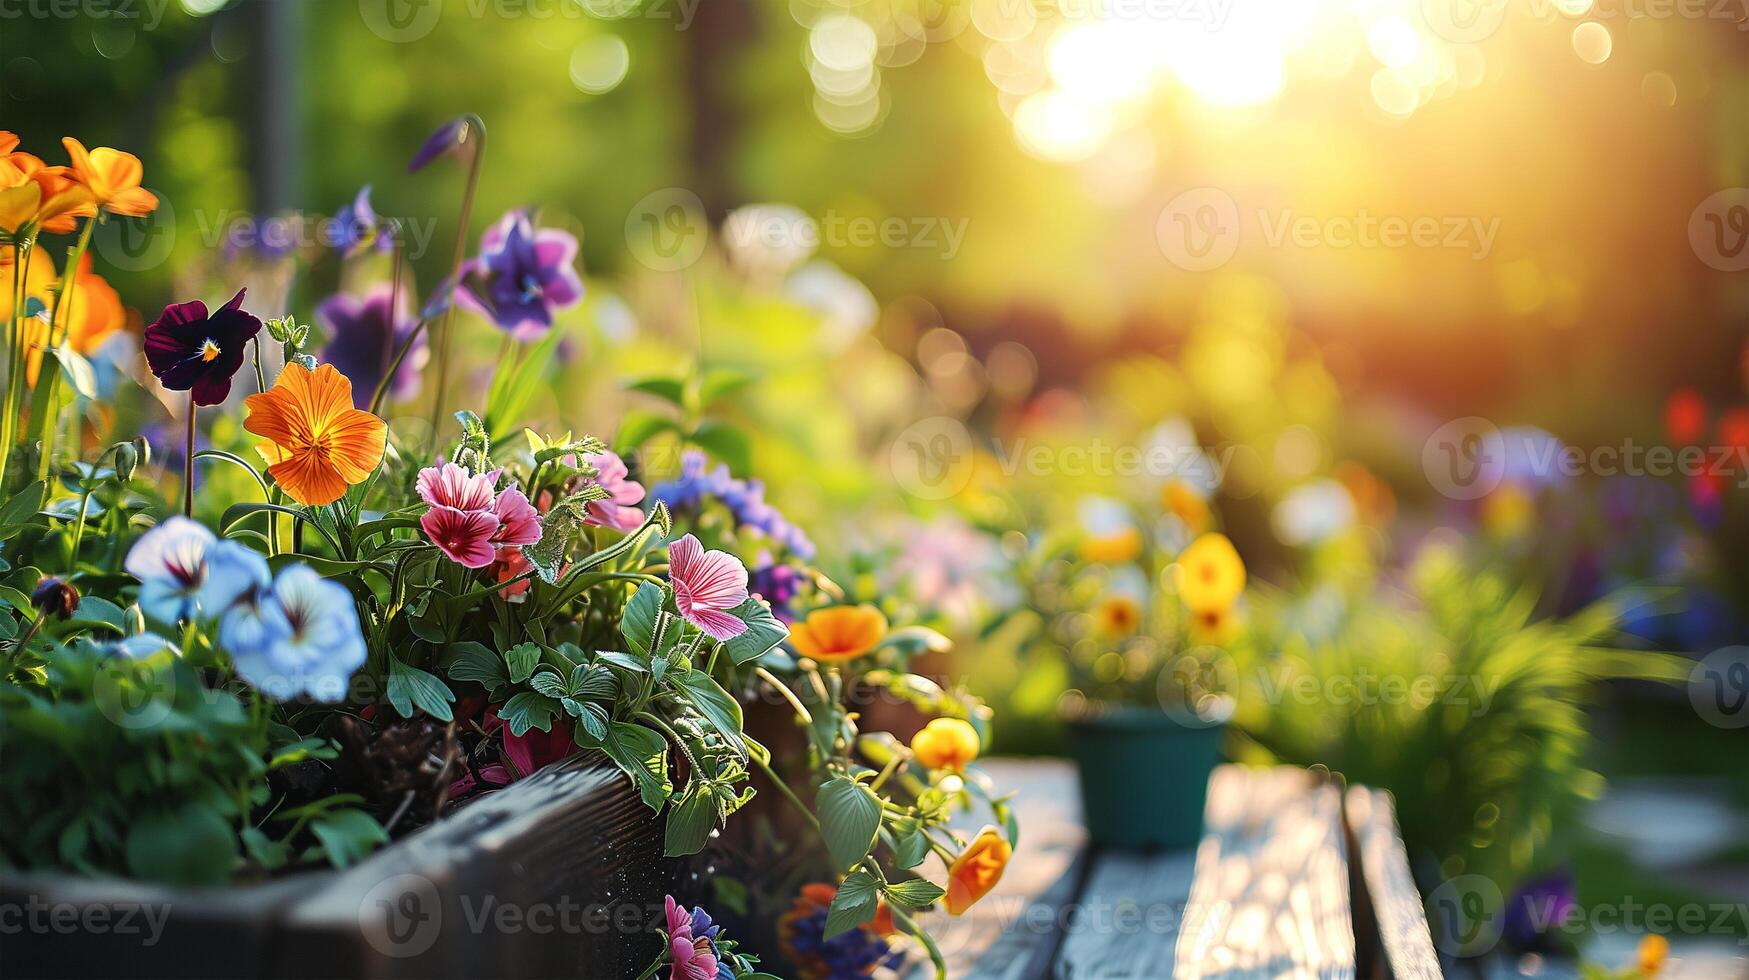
<box><xmin>944</xmin><ymin>826</ymin><xmax>1011</xmax><ymax>915</ymax></box>
<box><xmin>1093</xmin><ymin>595</ymin><xmax>1141</xmax><ymax>636</ymax></box>
<box><xmin>1637</xmin><ymin>934</ymin><xmax>1668</xmax><ymax>976</ymax></box>
<box><xmin>1161</xmin><ymin>479</ymin><xmax>1209</xmax><ymax>531</ymax></box>
<box><xmin>1080</xmin><ymin>527</ymin><xmax>1142</xmax><ymax>564</ymax></box>
<box><xmin>1177</xmin><ymin>533</ymin><xmax>1245</xmax><ymax>612</ymax></box>
<box><xmin>1189</xmin><ymin>605</ymin><xmax>1241</xmax><ymax>645</ymax></box>
<box><xmin>243</xmin><ymin>362</ymin><xmax>387</xmax><ymax>506</ymax></box>
<box><xmin>910</xmin><ymin>718</ymin><xmax>980</xmax><ymax>772</ymax></box>
<box><xmin>787</xmin><ymin>604</ymin><xmax>888</xmax><ymax>662</ymax></box>
<box><xmin>61</xmin><ymin>138</ymin><xmax>158</xmax><ymax>217</ymax></box>
<box><xmin>1481</xmin><ymin>483</ymin><xmax>1534</xmax><ymax>540</ymax></box>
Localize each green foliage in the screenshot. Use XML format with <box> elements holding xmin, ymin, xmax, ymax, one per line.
<box><xmin>1233</xmin><ymin>547</ymin><xmax>1688</xmax><ymax>885</ymax></box>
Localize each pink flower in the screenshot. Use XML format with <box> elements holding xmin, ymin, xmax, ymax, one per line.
<box><xmin>502</xmin><ymin>716</ymin><xmax>574</xmax><ymax>777</ymax></box>
<box><xmin>581</xmin><ymin>450</ymin><xmax>646</xmax><ymax>532</ymax></box>
<box><xmin>669</xmin><ymin>936</ymin><xmax>717</xmax><ymax>980</ymax></box>
<box><xmin>664</xmin><ymin>895</ymin><xmax>693</xmax><ymax>942</ymax></box>
<box><xmin>492</xmin><ymin>486</ymin><xmax>543</xmax><ymax>547</ymax></box>
<box><xmin>422</xmin><ymin>506</ymin><xmax>499</xmax><ymax>568</ymax></box>
<box><xmin>417</xmin><ymin>462</ymin><xmax>498</xmax><ymax>511</ymax></box>
<box><xmin>667</xmin><ymin>534</ymin><xmax>749</xmax><ymax>641</ymax></box>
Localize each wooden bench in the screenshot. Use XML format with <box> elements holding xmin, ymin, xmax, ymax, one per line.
<box><xmin>907</xmin><ymin>761</ymin><xmax>1443</xmax><ymax>979</ymax></box>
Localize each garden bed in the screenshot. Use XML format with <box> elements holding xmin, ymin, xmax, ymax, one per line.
<box><xmin>1</xmin><ymin>755</ymin><xmax>673</xmax><ymax>980</ymax></box>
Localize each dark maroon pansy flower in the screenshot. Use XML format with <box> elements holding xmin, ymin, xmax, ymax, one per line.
<box><xmin>143</xmin><ymin>289</ymin><xmax>264</xmax><ymax>406</ymax></box>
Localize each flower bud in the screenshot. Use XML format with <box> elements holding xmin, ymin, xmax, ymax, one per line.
<box><xmin>111</xmin><ymin>441</ymin><xmax>138</xmax><ymax>482</ymax></box>
<box><xmin>30</xmin><ymin>577</ymin><xmax>80</xmax><ymax>621</ymax></box>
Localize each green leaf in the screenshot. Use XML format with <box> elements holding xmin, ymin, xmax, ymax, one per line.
<box><xmin>667</xmin><ymin>669</ymin><xmax>745</xmax><ymax>757</ymax></box>
<box><xmin>878</xmin><ymin>625</ymin><xmax>954</xmax><ymax>657</ymax></box>
<box><xmin>601</xmin><ymin>722</ymin><xmax>671</xmax><ymax>811</ymax></box>
<box><xmin>663</xmin><ymin>785</ymin><xmax>718</xmax><ymax>856</ymax></box>
<box><xmin>596</xmin><ymin>650</ymin><xmax>648</xmax><ymax>674</ymax></box>
<box><xmin>577</xmin><ymin>701</ymin><xmax>610</xmax><ymax>741</ymax></box>
<box><xmin>125</xmin><ymin>804</ymin><xmax>236</xmax><ymax>886</ymax></box>
<box><xmin>504</xmin><ymin>642</ymin><xmax>541</xmax><ymax>684</ymax></box>
<box><xmin>529</xmin><ymin>669</ymin><xmax>570</xmax><ymax>698</ymax></box>
<box><xmin>51</xmin><ymin>347</ymin><xmax>98</xmax><ymax>399</ymax></box>
<box><xmin>570</xmin><ymin>663</ymin><xmax>617</xmax><ymax>700</ymax></box>
<box><xmin>484</xmin><ymin>326</ymin><xmax>568</xmax><ymax>442</ymax></box>
<box><xmin>722</xmin><ymin>596</ymin><xmax>789</xmax><ymax>665</ymax></box>
<box><xmin>626</xmin><ymin>376</ymin><xmax>686</xmax><ymax>407</ymax></box>
<box><xmin>0</xmin><ymin>480</ymin><xmax>45</xmax><ymax>532</ymax></box>
<box><xmin>893</xmin><ymin>827</ymin><xmax>930</xmax><ymax>870</ymax></box>
<box><xmin>823</xmin><ymin>870</ymin><xmax>880</xmax><ymax>940</ymax></box>
<box><xmin>687</xmin><ymin>421</ymin><xmax>750</xmax><ymax>476</ymax></box>
<box><xmin>500</xmin><ymin>691</ymin><xmax>560</xmax><ymax>735</ymax></box>
<box><xmin>621</xmin><ymin>582</ymin><xmax>663</xmax><ymax>655</ymax></box>
<box><xmin>884</xmin><ymin>879</ymin><xmax>946</xmax><ymax>910</ymax></box>
<box><xmin>441</xmin><ymin>641</ymin><xmax>507</xmax><ymax>694</ymax></box>
<box><xmin>615</xmin><ymin>409</ymin><xmax>677</xmax><ymax>452</ymax></box>
<box><xmin>387</xmin><ymin>657</ymin><xmax>456</xmax><ymax>721</ymax></box>
<box><xmin>310</xmin><ymin>810</ymin><xmax>388</xmax><ymax>869</ymax></box>
<box><xmin>69</xmin><ymin>595</ymin><xmax>126</xmax><ymax>631</ymax></box>
<box><xmin>816</xmin><ymin>777</ymin><xmax>881</xmax><ymax>874</ymax></box>
<box><xmin>698</xmin><ymin>367</ymin><xmax>757</xmax><ymax>406</ymax></box>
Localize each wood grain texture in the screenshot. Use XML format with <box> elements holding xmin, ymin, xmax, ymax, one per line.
<box><xmin>0</xmin><ymin>754</ymin><xmax>673</xmax><ymax>979</ymax></box>
<box><xmin>1172</xmin><ymin>767</ymin><xmax>1355</xmax><ymax>980</ymax></box>
<box><xmin>1346</xmin><ymin>787</ymin><xmax>1443</xmax><ymax>980</ymax></box>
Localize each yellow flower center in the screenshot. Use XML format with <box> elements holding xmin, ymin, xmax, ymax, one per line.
<box><xmin>199</xmin><ymin>339</ymin><xmax>221</xmax><ymax>362</ymax></box>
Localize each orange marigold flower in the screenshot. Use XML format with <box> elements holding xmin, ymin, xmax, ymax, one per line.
<box><xmin>1176</xmin><ymin>532</ymin><xmax>1245</xmax><ymax>612</ymax></box>
<box><xmin>910</xmin><ymin>717</ymin><xmax>981</xmax><ymax>772</ymax></box>
<box><xmin>1161</xmin><ymin>479</ymin><xmax>1210</xmax><ymax>531</ymax></box>
<box><xmin>1093</xmin><ymin>595</ymin><xmax>1142</xmax><ymax>637</ymax></box>
<box><xmin>788</xmin><ymin>604</ymin><xmax>888</xmax><ymax>661</ymax></box>
<box><xmin>61</xmin><ymin>138</ymin><xmax>158</xmax><ymax>217</ymax></box>
<box><xmin>243</xmin><ymin>362</ymin><xmax>386</xmax><ymax>507</ymax></box>
<box><xmin>944</xmin><ymin>826</ymin><xmax>1011</xmax><ymax>915</ymax></box>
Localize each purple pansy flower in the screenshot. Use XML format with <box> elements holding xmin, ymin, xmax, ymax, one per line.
<box><xmin>143</xmin><ymin>289</ymin><xmax>264</xmax><ymax>406</ymax></box>
<box><xmin>317</xmin><ymin>285</ymin><xmax>427</xmax><ymax>409</ymax></box>
<box><xmin>1502</xmin><ymin>870</ymin><xmax>1576</xmax><ymax>951</ymax></box>
<box><xmin>455</xmin><ymin>210</ymin><xmax>584</xmax><ymax>340</ymax></box>
<box><xmin>408</xmin><ymin>116</ymin><xmax>472</xmax><ymax>173</ymax></box>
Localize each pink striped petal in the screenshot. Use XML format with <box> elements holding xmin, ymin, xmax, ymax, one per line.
<box><xmin>682</xmin><ymin>605</ymin><xmax>749</xmax><ymax>642</ymax></box>
<box><xmin>421</xmin><ymin>505</ymin><xmax>500</xmax><ymax>568</ymax></box>
<box><xmin>417</xmin><ymin>462</ymin><xmax>497</xmax><ymax>512</ymax></box>
<box><xmin>491</xmin><ymin>486</ymin><xmax>543</xmax><ymax>547</ymax></box>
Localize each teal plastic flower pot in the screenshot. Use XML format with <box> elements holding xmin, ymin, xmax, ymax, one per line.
<box><xmin>1064</xmin><ymin>705</ymin><xmax>1225</xmax><ymax>851</ymax></box>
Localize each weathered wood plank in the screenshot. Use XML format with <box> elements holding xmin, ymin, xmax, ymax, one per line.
<box><xmin>1173</xmin><ymin>767</ymin><xmax>1355</xmax><ymax>980</ymax></box>
<box><xmin>1346</xmin><ymin>786</ymin><xmax>1442</xmax><ymax>980</ymax></box>
<box><xmin>1053</xmin><ymin>846</ymin><xmax>1198</xmax><ymax>979</ymax></box>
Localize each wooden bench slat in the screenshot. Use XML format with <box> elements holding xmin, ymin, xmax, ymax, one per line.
<box><xmin>1346</xmin><ymin>786</ymin><xmax>1443</xmax><ymax>980</ymax></box>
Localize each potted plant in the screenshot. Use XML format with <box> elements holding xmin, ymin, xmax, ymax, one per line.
<box><xmin>1009</xmin><ymin>491</ymin><xmax>1246</xmax><ymax>850</ymax></box>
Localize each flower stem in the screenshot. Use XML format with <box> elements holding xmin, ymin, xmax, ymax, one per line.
<box><xmin>32</xmin><ymin>216</ymin><xmax>100</xmax><ymax>480</ymax></box>
<box><xmin>427</xmin><ymin>116</ymin><xmax>486</xmax><ymax>453</ymax></box>
<box><xmin>750</xmin><ymin>751</ymin><xmax>820</xmax><ymax>834</ymax></box>
<box><xmin>183</xmin><ymin>402</ymin><xmax>196</xmax><ymax>517</ymax></box>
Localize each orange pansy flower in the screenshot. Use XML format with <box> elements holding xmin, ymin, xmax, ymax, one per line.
<box><xmin>910</xmin><ymin>717</ymin><xmax>981</xmax><ymax>772</ymax></box>
<box><xmin>61</xmin><ymin>138</ymin><xmax>158</xmax><ymax>217</ymax></box>
<box><xmin>944</xmin><ymin>826</ymin><xmax>1011</xmax><ymax>915</ymax></box>
<box><xmin>243</xmin><ymin>362</ymin><xmax>387</xmax><ymax>507</ymax></box>
<box><xmin>0</xmin><ymin>150</ymin><xmax>96</xmax><ymax>236</ymax></box>
<box><xmin>787</xmin><ymin>604</ymin><xmax>888</xmax><ymax>661</ymax></box>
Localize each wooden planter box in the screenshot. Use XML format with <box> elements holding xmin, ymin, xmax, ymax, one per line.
<box><xmin>1</xmin><ymin>755</ymin><xmax>677</xmax><ymax>980</ymax></box>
